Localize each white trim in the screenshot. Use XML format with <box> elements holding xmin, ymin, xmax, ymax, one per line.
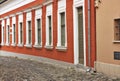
<box><xmin>113</xmin><ymin>41</ymin><xmax>120</xmax><ymax>43</ymax></box>
<box><xmin>56</xmin><ymin>46</ymin><xmax>67</xmax><ymax>51</ymax></box>
<box><xmin>34</xmin><ymin>8</ymin><xmax>42</xmax><ymax>47</ymax></box>
<box><xmin>11</xmin><ymin>16</ymin><xmax>16</xmax><ymax>46</ymax></box>
<box><xmin>32</xmin><ymin>5</ymin><xmax>42</xmax><ymax>10</ymax></box>
<box><xmin>33</xmin><ymin>45</ymin><xmax>42</xmax><ymax>49</ymax></box>
<box><xmin>25</xmin><ymin>11</ymin><xmax>32</xmax><ymax>46</ymax></box>
<box><xmin>0</xmin><ymin>0</ymin><xmax>35</xmax><ymax>15</ymax></box>
<box><xmin>44</xmin><ymin>45</ymin><xmax>53</xmax><ymax>50</ymax></box>
<box><xmin>56</xmin><ymin>0</ymin><xmax>67</xmax><ymax>48</ymax></box>
<box><xmin>23</xmin><ymin>9</ymin><xmax>32</xmax><ymax>13</ymax></box>
<box><xmin>5</xmin><ymin>18</ymin><xmax>10</xmax><ymax>45</ymax></box>
<box><xmin>1</xmin><ymin>20</ymin><xmax>5</xmax><ymax>46</ymax></box>
<box><xmin>18</xmin><ymin>14</ymin><xmax>23</xmax><ymax>45</ymax></box>
<box><xmin>73</xmin><ymin>0</ymin><xmax>86</xmax><ymax>66</ymax></box>
<box><xmin>16</xmin><ymin>12</ymin><xmax>23</xmax><ymax>15</ymax></box>
<box><xmin>45</xmin><ymin>3</ymin><xmax>53</xmax><ymax>47</ymax></box>
<box><xmin>24</xmin><ymin>44</ymin><xmax>32</xmax><ymax>48</ymax></box>
<box><xmin>43</xmin><ymin>0</ymin><xmax>53</xmax><ymax>6</ymax></box>
<box><xmin>17</xmin><ymin>44</ymin><xmax>24</xmax><ymax>47</ymax></box>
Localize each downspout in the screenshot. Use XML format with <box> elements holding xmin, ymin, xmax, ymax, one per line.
<box><xmin>87</xmin><ymin>0</ymin><xmax>91</xmax><ymax>71</ymax></box>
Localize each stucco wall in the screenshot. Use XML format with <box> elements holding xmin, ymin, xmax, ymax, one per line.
<box><xmin>0</xmin><ymin>0</ymin><xmax>74</xmax><ymax>64</ymax></box>
<box><xmin>96</xmin><ymin>0</ymin><xmax>120</xmax><ymax>65</ymax></box>
<box><xmin>0</xmin><ymin>0</ymin><xmax>96</xmax><ymax>67</ymax></box>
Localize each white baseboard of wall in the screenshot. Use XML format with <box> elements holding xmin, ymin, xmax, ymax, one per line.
<box><xmin>95</xmin><ymin>61</ymin><xmax>120</xmax><ymax>77</ymax></box>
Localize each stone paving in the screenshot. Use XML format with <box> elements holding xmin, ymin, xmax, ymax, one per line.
<box><xmin>0</xmin><ymin>56</ymin><xmax>119</xmax><ymax>81</ymax></box>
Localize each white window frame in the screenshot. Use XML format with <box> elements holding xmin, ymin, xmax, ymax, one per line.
<box><xmin>45</xmin><ymin>3</ymin><xmax>53</xmax><ymax>49</ymax></box>
<box><xmin>24</xmin><ymin>11</ymin><xmax>32</xmax><ymax>48</ymax></box>
<box><xmin>1</xmin><ymin>19</ymin><xmax>5</xmax><ymax>46</ymax></box>
<box><xmin>17</xmin><ymin>13</ymin><xmax>23</xmax><ymax>47</ymax></box>
<box><xmin>6</xmin><ymin>18</ymin><xmax>10</xmax><ymax>46</ymax></box>
<box><xmin>56</xmin><ymin>0</ymin><xmax>67</xmax><ymax>51</ymax></box>
<box><xmin>34</xmin><ymin>8</ymin><xmax>42</xmax><ymax>48</ymax></box>
<box><xmin>73</xmin><ymin>0</ymin><xmax>86</xmax><ymax>66</ymax></box>
<box><xmin>11</xmin><ymin>16</ymin><xmax>16</xmax><ymax>46</ymax></box>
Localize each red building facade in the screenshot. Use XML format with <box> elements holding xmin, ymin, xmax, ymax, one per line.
<box><xmin>0</xmin><ymin>0</ymin><xmax>96</xmax><ymax>68</ymax></box>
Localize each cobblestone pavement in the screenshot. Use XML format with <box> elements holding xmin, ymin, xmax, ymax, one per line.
<box><xmin>0</xmin><ymin>56</ymin><xmax>119</xmax><ymax>81</ymax></box>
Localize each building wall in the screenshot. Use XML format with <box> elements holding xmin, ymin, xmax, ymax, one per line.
<box><xmin>0</xmin><ymin>0</ymin><xmax>96</xmax><ymax>67</ymax></box>
<box><xmin>0</xmin><ymin>0</ymin><xmax>74</xmax><ymax>63</ymax></box>
<box><xmin>96</xmin><ymin>0</ymin><xmax>120</xmax><ymax>77</ymax></box>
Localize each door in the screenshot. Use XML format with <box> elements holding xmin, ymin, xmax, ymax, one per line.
<box><xmin>78</xmin><ymin>7</ymin><xmax>84</xmax><ymax>64</ymax></box>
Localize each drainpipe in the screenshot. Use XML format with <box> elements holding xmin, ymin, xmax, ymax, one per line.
<box><xmin>87</xmin><ymin>0</ymin><xmax>91</xmax><ymax>71</ymax></box>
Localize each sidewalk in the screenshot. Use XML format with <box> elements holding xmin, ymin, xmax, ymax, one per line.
<box><xmin>0</xmin><ymin>56</ymin><xmax>119</xmax><ymax>81</ymax></box>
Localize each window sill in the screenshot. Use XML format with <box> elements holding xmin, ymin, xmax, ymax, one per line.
<box><xmin>0</xmin><ymin>43</ymin><xmax>4</xmax><ymax>46</ymax></box>
<box><xmin>33</xmin><ymin>44</ymin><xmax>42</xmax><ymax>49</ymax></box>
<box><xmin>5</xmin><ymin>43</ymin><xmax>10</xmax><ymax>46</ymax></box>
<box><xmin>45</xmin><ymin>45</ymin><xmax>53</xmax><ymax>50</ymax></box>
<box><xmin>24</xmin><ymin>44</ymin><xmax>32</xmax><ymax>48</ymax></box>
<box><xmin>56</xmin><ymin>46</ymin><xmax>67</xmax><ymax>51</ymax></box>
<box><xmin>17</xmin><ymin>44</ymin><xmax>24</xmax><ymax>47</ymax></box>
<box><xmin>113</xmin><ymin>41</ymin><xmax>120</xmax><ymax>43</ymax></box>
<box><xmin>11</xmin><ymin>43</ymin><xmax>16</xmax><ymax>47</ymax></box>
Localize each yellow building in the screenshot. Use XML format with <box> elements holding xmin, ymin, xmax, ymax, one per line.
<box><xmin>95</xmin><ymin>0</ymin><xmax>120</xmax><ymax>77</ymax></box>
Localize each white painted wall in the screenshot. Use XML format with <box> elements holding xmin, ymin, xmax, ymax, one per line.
<box><xmin>0</xmin><ymin>0</ymin><xmax>35</xmax><ymax>15</ymax></box>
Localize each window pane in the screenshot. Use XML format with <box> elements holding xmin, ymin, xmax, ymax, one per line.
<box><xmin>114</xmin><ymin>19</ymin><xmax>120</xmax><ymax>40</ymax></box>
<box><xmin>61</xmin><ymin>12</ymin><xmax>65</xmax><ymax>26</ymax></box>
<box><xmin>61</xmin><ymin>12</ymin><xmax>65</xmax><ymax>46</ymax></box>
<box><xmin>28</xmin><ymin>21</ymin><xmax>31</xmax><ymax>44</ymax></box>
<box><xmin>3</xmin><ymin>27</ymin><xmax>4</xmax><ymax>42</ymax></box>
<box><xmin>20</xmin><ymin>23</ymin><xmax>23</xmax><ymax>44</ymax></box>
<box><xmin>8</xmin><ymin>25</ymin><xmax>10</xmax><ymax>43</ymax></box>
<box><xmin>37</xmin><ymin>19</ymin><xmax>41</xmax><ymax>45</ymax></box>
<box><xmin>13</xmin><ymin>24</ymin><xmax>16</xmax><ymax>43</ymax></box>
<box><xmin>48</xmin><ymin>16</ymin><xmax>52</xmax><ymax>45</ymax></box>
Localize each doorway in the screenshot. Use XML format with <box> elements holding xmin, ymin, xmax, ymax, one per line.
<box><xmin>78</xmin><ymin>7</ymin><xmax>84</xmax><ymax>64</ymax></box>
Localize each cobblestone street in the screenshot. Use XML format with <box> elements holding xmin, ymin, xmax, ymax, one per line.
<box><xmin>0</xmin><ymin>56</ymin><xmax>119</xmax><ymax>81</ymax></box>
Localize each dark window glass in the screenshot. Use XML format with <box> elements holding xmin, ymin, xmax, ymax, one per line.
<box><xmin>37</xmin><ymin>19</ymin><xmax>41</xmax><ymax>45</ymax></box>
<box><xmin>20</xmin><ymin>22</ymin><xmax>23</xmax><ymax>44</ymax></box>
<box><xmin>114</xmin><ymin>19</ymin><xmax>120</xmax><ymax>40</ymax></box>
<box><xmin>48</xmin><ymin>16</ymin><xmax>52</xmax><ymax>45</ymax></box>
<box><xmin>28</xmin><ymin>21</ymin><xmax>31</xmax><ymax>44</ymax></box>
<box><xmin>13</xmin><ymin>24</ymin><xmax>16</xmax><ymax>43</ymax></box>
<box><xmin>61</xmin><ymin>12</ymin><xmax>65</xmax><ymax>46</ymax></box>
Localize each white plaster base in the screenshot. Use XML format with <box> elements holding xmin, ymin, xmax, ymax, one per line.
<box><xmin>95</xmin><ymin>61</ymin><xmax>120</xmax><ymax>77</ymax></box>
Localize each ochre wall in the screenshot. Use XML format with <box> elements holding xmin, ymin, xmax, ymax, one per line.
<box><xmin>96</xmin><ymin>0</ymin><xmax>120</xmax><ymax>65</ymax></box>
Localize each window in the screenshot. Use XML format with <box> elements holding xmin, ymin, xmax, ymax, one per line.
<box><xmin>11</xmin><ymin>16</ymin><xmax>16</xmax><ymax>46</ymax></box>
<box><xmin>56</xmin><ymin>0</ymin><xmax>67</xmax><ymax>50</ymax></box>
<box><xmin>37</xmin><ymin>19</ymin><xmax>41</xmax><ymax>45</ymax></box>
<box><xmin>114</xmin><ymin>19</ymin><xmax>120</xmax><ymax>41</ymax></box>
<box><xmin>7</xmin><ymin>25</ymin><xmax>10</xmax><ymax>44</ymax></box>
<box><xmin>1</xmin><ymin>24</ymin><xmax>4</xmax><ymax>45</ymax></box>
<box><xmin>13</xmin><ymin>24</ymin><xmax>16</xmax><ymax>43</ymax></box>
<box><xmin>45</xmin><ymin>4</ymin><xmax>53</xmax><ymax>49</ymax></box>
<box><xmin>57</xmin><ymin>12</ymin><xmax>66</xmax><ymax>48</ymax></box>
<box><xmin>46</xmin><ymin>15</ymin><xmax>52</xmax><ymax>47</ymax></box>
<box><xmin>20</xmin><ymin>22</ymin><xmax>23</xmax><ymax>44</ymax></box>
<box><xmin>8</xmin><ymin>26</ymin><xmax>10</xmax><ymax>43</ymax></box>
<box><xmin>2</xmin><ymin>27</ymin><xmax>4</xmax><ymax>43</ymax></box>
<box><xmin>34</xmin><ymin>8</ymin><xmax>42</xmax><ymax>48</ymax></box>
<box><xmin>18</xmin><ymin>14</ymin><xmax>23</xmax><ymax>47</ymax></box>
<box><xmin>61</xmin><ymin>12</ymin><xmax>65</xmax><ymax>46</ymax></box>
<box><xmin>28</xmin><ymin>21</ymin><xmax>32</xmax><ymax>44</ymax></box>
<box><xmin>25</xmin><ymin>11</ymin><xmax>32</xmax><ymax>47</ymax></box>
<box><xmin>48</xmin><ymin>16</ymin><xmax>52</xmax><ymax>45</ymax></box>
